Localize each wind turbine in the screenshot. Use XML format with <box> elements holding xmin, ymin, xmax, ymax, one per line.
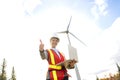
<box><xmin>57</xmin><ymin>16</ymin><xmax>87</xmax><ymax>80</ymax></box>
<box><xmin>57</xmin><ymin>16</ymin><xmax>87</xmax><ymax>46</ymax></box>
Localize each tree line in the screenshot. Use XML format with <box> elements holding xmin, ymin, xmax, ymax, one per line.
<box><xmin>96</xmin><ymin>63</ymin><xmax>120</xmax><ymax>80</ymax></box>
<box><xmin>0</xmin><ymin>58</ymin><xmax>16</xmax><ymax>80</ymax></box>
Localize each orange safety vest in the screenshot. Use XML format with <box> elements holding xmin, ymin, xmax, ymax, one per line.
<box><xmin>47</xmin><ymin>49</ymin><xmax>67</xmax><ymax>80</ymax></box>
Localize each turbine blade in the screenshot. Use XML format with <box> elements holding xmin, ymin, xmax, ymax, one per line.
<box><xmin>57</xmin><ymin>31</ymin><xmax>67</xmax><ymax>34</ymax></box>
<box><xmin>69</xmin><ymin>32</ymin><xmax>87</xmax><ymax>46</ymax></box>
<box><xmin>67</xmin><ymin>16</ymin><xmax>72</xmax><ymax>31</ymax></box>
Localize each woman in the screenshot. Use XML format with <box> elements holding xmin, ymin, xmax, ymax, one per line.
<box><xmin>39</xmin><ymin>34</ymin><xmax>77</xmax><ymax>80</ymax></box>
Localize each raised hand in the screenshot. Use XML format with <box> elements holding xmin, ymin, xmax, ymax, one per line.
<box><xmin>39</xmin><ymin>40</ymin><xmax>44</xmax><ymax>51</ymax></box>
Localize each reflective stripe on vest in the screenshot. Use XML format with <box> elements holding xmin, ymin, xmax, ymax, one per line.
<box><xmin>48</xmin><ymin>49</ymin><xmax>62</xmax><ymax>80</ymax></box>
<box><xmin>49</xmin><ymin>65</ymin><xmax>61</xmax><ymax>70</ymax></box>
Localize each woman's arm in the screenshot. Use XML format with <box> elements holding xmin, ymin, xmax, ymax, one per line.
<box><xmin>39</xmin><ymin>40</ymin><xmax>48</xmax><ymax>60</ymax></box>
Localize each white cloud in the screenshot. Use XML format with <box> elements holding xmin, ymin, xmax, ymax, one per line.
<box><xmin>91</xmin><ymin>0</ymin><xmax>108</xmax><ymax>20</ymax></box>
<box><xmin>23</xmin><ymin>0</ymin><xmax>42</xmax><ymax>15</ymax></box>
<box><xmin>84</xmin><ymin>17</ymin><xmax>120</xmax><ymax>78</ymax></box>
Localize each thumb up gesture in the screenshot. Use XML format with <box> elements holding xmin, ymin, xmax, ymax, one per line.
<box><xmin>39</xmin><ymin>40</ymin><xmax>44</xmax><ymax>51</ymax></box>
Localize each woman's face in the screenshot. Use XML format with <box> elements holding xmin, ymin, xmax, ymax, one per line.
<box><xmin>50</xmin><ymin>38</ymin><xmax>59</xmax><ymax>48</ymax></box>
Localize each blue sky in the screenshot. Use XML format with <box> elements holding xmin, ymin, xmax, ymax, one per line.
<box><xmin>24</xmin><ymin>0</ymin><xmax>120</xmax><ymax>29</ymax></box>
<box><xmin>0</xmin><ymin>0</ymin><xmax>120</xmax><ymax>80</ymax></box>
